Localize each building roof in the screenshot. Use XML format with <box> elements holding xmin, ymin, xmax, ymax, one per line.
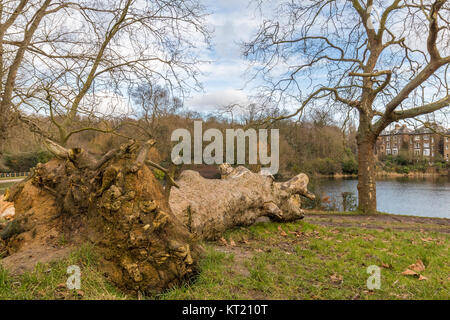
<box><xmin>380</xmin><ymin>124</ymin><xmax>413</xmax><ymax>136</ymax></box>
<box><xmin>380</xmin><ymin>124</ymin><xmax>447</xmax><ymax>136</ymax></box>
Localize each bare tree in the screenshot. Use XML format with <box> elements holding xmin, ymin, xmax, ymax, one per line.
<box><xmin>0</xmin><ymin>0</ymin><xmax>66</xmax><ymax>149</ymax></box>
<box><xmin>130</xmin><ymin>83</ymin><xmax>183</xmax><ymax>138</ymax></box>
<box><xmin>244</xmin><ymin>0</ymin><xmax>450</xmax><ymax>213</ymax></box>
<box><xmin>1</xmin><ymin>0</ymin><xmax>210</xmax><ymax>147</ymax></box>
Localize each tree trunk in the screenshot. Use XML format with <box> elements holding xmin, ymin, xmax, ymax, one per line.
<box><xmin>356</xmin><ymin>132</ymin><xmax>377</xmax><ymax>214</ymax></box>
<box><xmin>169</xmin><ymin>164</ymin><xmax>315</xmax><ymax>240</ymax></box>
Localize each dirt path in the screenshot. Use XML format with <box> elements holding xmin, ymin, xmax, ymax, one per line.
<box><xmin>304</xmin><ymin>212</ymin><xmax>450</xmax><ymax>234</ymax></box>
<box><xmin>0</xmin><ymin>178</ymin><xmax>24</xmax><ymax>184</ymax></box>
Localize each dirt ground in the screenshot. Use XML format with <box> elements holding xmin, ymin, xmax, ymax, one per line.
<box><xmin>303</xmin><ymin>211</ymin><xmax>450</xmax><ymax>234</ymax></box>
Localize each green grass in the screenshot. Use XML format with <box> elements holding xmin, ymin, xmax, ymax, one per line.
<box><xmin>161</xmin><ymin>221</ymin><xmax>449</xmax><ymax>300</ymax></box>
<box><xmin>0</xmin><ymin>244</ymin><xmax>128</xmax><ymax>300</ymax></box>
<box><xmin>0</xmin><ymin>181</ymin><xmax>19</xmax><ymax>195</ymax></box>
<box><xmin>0</xmin><ymin>220</ymin><xmax>448</xmax><ymax>300</ymax></box>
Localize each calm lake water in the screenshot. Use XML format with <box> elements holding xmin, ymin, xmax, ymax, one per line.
<box><xmin>315</xmin><ymin>176</ymin><xmax>450</xmax><ymax>218</ymax></box>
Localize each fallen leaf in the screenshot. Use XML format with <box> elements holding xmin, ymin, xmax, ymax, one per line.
<box><xmin>418</xmin><ymin>275</ymin><xmax>428</xmax><ymax>281</ymax></box>
<box><xmin>219</xmin><ymin>237</ymin><xmax>228</xmax><ymax>246</ymax></box>
<box><xmin>278</xmin><ymin>225</ymin><xmax>287</xmax><ymax>236</ymax></box>
<box><xmin>421</xmin><ymin>237</ymin><xmax>433</xmax><ymax>242</ymax></box>
<box><xmin>381</xmin><ymin>263</ymin><xmax>392</xmax><ymax>269</ymax></box>
<box><xmin>76</xmin><ymin>290</ymin><xmax>85</xmax><ymax>297</ymax></box>
<box><xmin>56</xmin><ymin>283</ymin><xmax>66</xmax><ymax>289</ymax></box>
<box><xmin>229</xmin><ymin>238</ymin><xmax>236</xmax><ymax>246</ymax></box>
<box><xmin>401</xmin><ymin>269</ymin><xmax>418</xmax><ymax>276</ymax></box>
<box><xmin>408</xmin><ymin>259</ymin><xmax>426</xmax><ymax>272</ymax></box>
<box><xmin>330</xmin><ymin>273</ymin><xmax>343</xmax><ymax>284</ymax></box>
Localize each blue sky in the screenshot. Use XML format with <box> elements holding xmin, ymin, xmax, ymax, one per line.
<box><xmin>184</xmin><ymin>0</ymin><xmax>261</xmax><ymax>112</ymax></box>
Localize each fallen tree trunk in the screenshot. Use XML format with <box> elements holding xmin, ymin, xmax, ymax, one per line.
<box><xmin>169</xmin><ymin>164</ymin><xmax>315</xmax><ymax>240</ymax></box>
<box><xmin>0</xmin><ymin>141</ymin><xmax>314</xmax><ymax>295</ymax></box>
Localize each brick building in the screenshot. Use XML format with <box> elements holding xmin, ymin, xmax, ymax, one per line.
<box><xmin>444</xmin><ymin>130</ymin><xmax>450</xmax><ymax>161</ymax></box>
<box><xmin>376</xmin><ymin>124</ymin><xmax>447</xmax><ymax>161</ymax></box>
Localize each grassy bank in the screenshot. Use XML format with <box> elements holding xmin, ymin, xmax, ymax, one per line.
<box><xmin>0</xmin><ymin>182</ymin><xmax>17</xmax><ymax>195</ymax></box>
<box><xmin>0</xmin><ymin>213</ymin><xmax>449</xmax><ymax>300</ymax></box>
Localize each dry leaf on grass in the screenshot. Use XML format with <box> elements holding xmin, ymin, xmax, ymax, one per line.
<box><xmin>401</xmin><ymin>269</ymin><xmax>418</xmax><ymax>276</ymax></box>
<box><xmin>278</xmin><ymin>225</ymin><xmax>288</xmax><ymax>236</ymax></box>
<box><xmin>330</xmin><ymin>273</ymin><xmax>343</xmax><ymax>284</ymax></box>
<box><xmin>381</xmin><ymin>263</ymin><xmax>392</xmax><ymax>269</ymax></box>
<box><xmin>421</xmin><ymin>237</ymin><xmax>433</xmax><ymax>242</ymax></box>
<box><xmin>219</xmin><ymin>237</ymin><xmax>228</xmax><ymax>246</ymax></box>
<box><xmin>229</xmin><ymin>238</ymin><xmax>236</xmax><ymax>246</ymax></box>
<box><xmin>408</xmin><ymin>259</ymin><xmax>426</xmax><ymax>272</ymax></box>
<box><xmin>418</xmin><ymin>275</ymin><xmax>428</xmax><ymax>281</ymax></box>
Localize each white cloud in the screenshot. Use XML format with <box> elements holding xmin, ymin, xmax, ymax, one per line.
<box><xmin>81</xmin><ymin>91</ymin><xmax>133</xmax><ymax>118</ymax></box>
<box><xmin>183</xmin><ymin>1</ymin><xmax>262</xmax><ymax>112</ymax></box>
<box><xmin>186</xmin><ymin>88</ymin><xmax>249</xmax><ymax>112</ymax></box>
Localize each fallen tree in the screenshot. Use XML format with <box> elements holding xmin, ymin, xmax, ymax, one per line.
<box><xmin>170</xmin><ymin>163</ymin><xmax>315</xmax><ymax>240</ymax></box>
<box><xmin>0</xmin><ymin>140</ymin><xmax>314</xmax><ymax>295</ymax></box>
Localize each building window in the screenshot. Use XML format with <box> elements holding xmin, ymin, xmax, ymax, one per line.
<box><xmin>387</xmin><ymin>149</ymin><xmax>391</xmax><ymax>155</ymax></box>
<box><xmin>415</xmin><ymin>143</ymin><xmax>420</xmax><ymax>149</ymax></box>
<box><xmin>392</xmin><ymin>149</ymin><xmax>398</xmax><ymax>155</ymax></box>
<box><xmin>424</xmin><ymin>142</ymin><xmax>429</xmax><ymax>148</ymax></box>
<box><xmin>386</xmin><ymin>136</ymin><xmax>390</xmax><ymax>141</ymax></box>
<box><xmin>414</xmin><ymin>150</ymin><xmax>420</xmax><ymax>156</ymax></box>
<box><xmin>414</xmin><ymin>135</ymin><xmax>420</xmax><ymax>141</ymax></box>
<box><xmin>424</xmin><ymin>135</ymin><xmax>429</xmax><ymax>140</ymax></box>
<box><xmin>423</xmin><ymin>149</ymin><xmax>430</xmax><ymax>156</ymax></box>
<box><xmin>387</xmin><ymin>143</ymin><xmax>390</xmax><ymax>148</ymax></box>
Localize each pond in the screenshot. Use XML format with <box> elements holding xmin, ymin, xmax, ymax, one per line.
<box><xmin>315</xmin><ymin>176</ymin><xmax>450</xmax><ymax>218</ymax></box>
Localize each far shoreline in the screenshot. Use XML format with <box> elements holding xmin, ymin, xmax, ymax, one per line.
<box><xmin>315</xmin><ymin>171</ymin><xmax>449</xmax><ymax>179</ymax></box>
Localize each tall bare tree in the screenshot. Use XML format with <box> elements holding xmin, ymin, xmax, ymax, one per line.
<box><xmin>0</xmin><ymin>0</ymin><xmax>65</xmax><ymax>149</ymax></box>
<box><xmin>244</xmin><ymin>0</ymin><xmax>450</xmax><ymax>213</ymax></box>
<box><xmin>1</xmin><ymin>0</ymin><xmax>209</xmax><ymax>147</ymax></box>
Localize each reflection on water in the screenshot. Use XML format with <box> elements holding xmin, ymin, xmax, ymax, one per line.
<box><xmin>315</xmin><ymin>176</ymin><xmax>450</xmax><ymax>218</ymax></box>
